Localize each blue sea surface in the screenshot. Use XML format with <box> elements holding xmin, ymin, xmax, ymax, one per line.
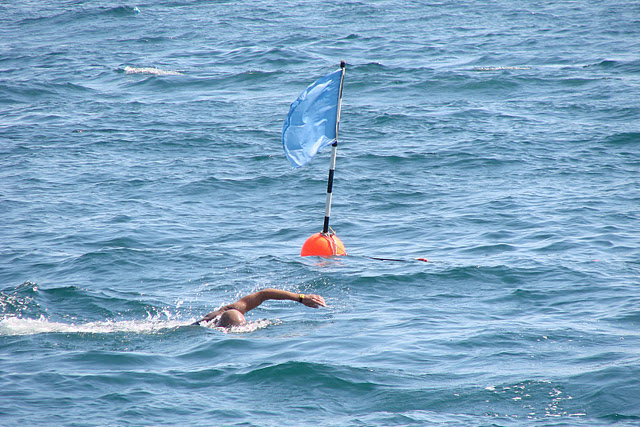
<box><xmin>2</xmin><ymin>1</ymin><xmax>640</xmax><ymax>425</ymax></box>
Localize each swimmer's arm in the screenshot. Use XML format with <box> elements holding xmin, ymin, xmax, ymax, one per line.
<box><xmin>234</xmin><ymin>289</ymin><xmax>327</xmax><ymax>313</ymax></box>
<box><xmin>192</xmin><ymin>309</ymin><xmax>224</xmax><ymax>325</ymax></box>
<box><xmin>193</xmin><ymin>288</ymin><xmax>326</xmax><ymax>325</ymax></box>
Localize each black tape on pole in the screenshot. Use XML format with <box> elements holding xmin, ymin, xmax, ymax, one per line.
<box><xmin>322</xmin><ymin>62</ymin><xmax>345</xmax><ymax>235</ymax></box>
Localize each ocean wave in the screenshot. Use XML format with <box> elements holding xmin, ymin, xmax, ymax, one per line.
<box><xmin>0</xmin><ymin>80</ymin><xmax>93</xmax><ymax>104</ymax></box>
<box><xmin>584</xmin><ymin>59</ymin><xmax>640</xmax><ymax>72</ymax></box>
<box><xmin>218</xmin><ymin>46</ymin><xmax>307</xmax><ymax>68</ymax></box>
<box><xmin>569</xmin><ymin>365</ymin><xmax>640</xmax><ymax>420</ymax></box>
<box><xmin>473</xmin><ymin>66</ymin><xmax>532</xmax><ymax>71</ymax></box>
<box><xmin>0</xmin><ymin>283</ymin><xmax>183</xmax><ymax>328</ymax></box>
<box><xmin>234</xmin><ymin>361</ymin><xmax>380</xmax><ymax>391</ymax></box>
<box><xmin>17</xmin><ymin>5</ymin><xmax>140</xmax><ymax>27</ymax></box>
<box><xmin>604</xmin><ymin>132</ymin><xmax>640</xmax><ymax>146</ymax></box>
<box><xmin>124</xmin><ymin>66</ymin><xmax>183</xmax><ymax>76</ymax></box>
<box><xmin>102</xmin><ymin>6</ymin><xmax>141</xmax><ymax>17</ymax></box>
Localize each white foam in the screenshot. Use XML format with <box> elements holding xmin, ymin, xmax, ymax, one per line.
<box><xmin>124</xmin><ymin>66</ymin><xmax>183</xmax><ymax>76</ymax></box>
<box><xmin>200</xmin><ymin>318</ymin><xmax>277</xmax><ymax>334</ymax></box>
<box><xmin>0</xmin><ymin>316</ymin><xmax>185</xmax><ymax>336</ymax></box>
<box><xmin>0</xmin><ymin>316</ymin><xmax>278</xmax><ymax>336</ymax></box>
<box><xmin>473</xmin><ymin>66</ymin><xmax>532</xmax><ymax>71</ymax></box>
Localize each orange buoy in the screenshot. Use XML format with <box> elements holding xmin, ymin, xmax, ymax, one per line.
<box><xmin>301</xmin><ymin>232</ymin><xmax>347</xmax><ymax>257</ymax></box>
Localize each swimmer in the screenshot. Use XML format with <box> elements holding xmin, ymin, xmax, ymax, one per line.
<box><xmin>192</xmin><ymin>288</ymin><xmax>327</xmax><ymax>327</ymax></box>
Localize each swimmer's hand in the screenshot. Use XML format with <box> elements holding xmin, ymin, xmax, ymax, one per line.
<box><xmin>300</xmin><ymin>294</ymin><xmax>327</xmax><ymax>308</ymax></box>
<box><xmin>192</xmin><ymin>310</ymin><xmax>222</xmax><ymax>325</ymax></box>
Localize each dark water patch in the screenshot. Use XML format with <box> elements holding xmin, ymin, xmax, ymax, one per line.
<box><xmin>17</xmin><ymin>4</ymin><xmax>140</xmax><ymax>28</ymax></box>
<box><xmin>372</xmin><ymin>111</ymin><xmax>411</xmax><ymax>126</ymax></box>
<box><xmin>574</xmin><ymin>351</ymin><xmax>630</xmax><ymax>365</ymax></box>
<box><xmin>446</xmin><ymin>328</ymin><xmax>535</xmax><ymax>351</ymax></box>
<box><xmin>461</xmin><ymin>76</ymin><xmax>522</xmax><ymax>92</ymax></box>
<box><xmin>119</xmin><ymin>68</ymin><xmax>287</xmax><ymax>96</ymax></box>
<box><xmin>527</xmin><ymin>237</ymin><xmax>574</xmax><ymax>253</ymax></box>
<box><xmin>169</xmin><ymin>366</ymin><xmax>228</xmax><ymax>387</ymax></box>
<box><xmin>461</xmin><ymin>243</ymin><xmax>518</xmax><ymax>255</ymax></box>
<box><xmin>601</xmin><ymin>307</ymin><xmax>640</xmax><ymax>326</ymax></box>
<box><xmin>354</xmin><ymin>152</ymin><xmax>435</xmax><ymax>165</ymax></box>
<box><xmin>218</xmin><ymin>46</ymin><xmax>306</xmax><ymax>68</ymax></box>
<box><xmin>58</xmin><ymin>247</ymin><xmax>147</xmax><ymax>278</ymax></box>
<box><xmin>121</xmin><ymin>74</ymin><xmax>187</xmax><ymax>90</ymax></box>
<box><xmin>175</xmin><ymin>337</ymin><xmax>268</xmax><ymax>361</ymax></box>
<box><xmin>65</xmin><ymin>350</ymin><xmax>161</xmax><ymax>370</ymax></box>
<box><xmin>600</xmin><ymin>413</ymin><xmax>640</xmax><ymax>423</ymax></box>
<box><xmin>350</xmin><ymin>271</ymin><xmax>430</xmax><ymax>288</ymax></box>
<box><xmin>89</xmin><ymin>236</ymin><xmax>147</xmax><ymax>250</ymax></box>
<box><xmin>176</xmin><ymin>173</ymin><xmax>282</xmax><ymax>198</ymax></box>
<box><xmin>232</xmin><ymin>361</ymin><xmax>380</xmax><ymax>397</ymax></box>
<box><xmin>557</xmin><ymin>77</ymin><xmax>603</xmax><ymax>87</ymax></box>
<box><xmin>486</xmin><ymin>288</ymin><xmax>548</xmax><ymax>305</ymax></box>
<box><xmin>584</xmin><ymin>59</ymin><xmax>640</xmax><ymax>73</ymax></box>
<box><xmin>0</xmin><ymin>81</ymin><xmax>56</xmax><ymax>102</ymax></box>
<box><xmin>570</xmin><ymin>365</ymin><xmax>640</xmax><ymax>420</ymax></box>
<box><xmin>126</xmin><ymin>35</ymin><xmax>175</xmax><ymax>44</ymax></box>
<box><xmin>430</xmin><ymin>264</ymin><xmax>550</xmax><ymax>285</ymax></box>
<box><xmin>603</xmin><ymin>132</ymin><xmax>640</xmax><ymax>146</ymax></box>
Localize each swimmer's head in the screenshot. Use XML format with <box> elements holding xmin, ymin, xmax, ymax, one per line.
<box><xmin>216</xmin><ymin>309</ymin><xmax>246</xmax><ymax>328</ymax></box>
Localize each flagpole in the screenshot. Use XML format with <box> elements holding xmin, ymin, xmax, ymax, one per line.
<box><xmin>322</xmin><ymin>60</ymin><xmax>346</xmax><ymax>234</ymax></box>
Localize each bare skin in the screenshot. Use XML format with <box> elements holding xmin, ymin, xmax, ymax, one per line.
<box><xmin>192</xmin><ymin>288</ymin><xmax>327</xmax><ymax>327</ymax></box>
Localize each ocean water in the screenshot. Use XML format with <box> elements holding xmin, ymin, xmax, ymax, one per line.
<box><xmin>1</xmin><ymin>0</ymin><xmax>639</xmax><ymax>425</ymax></box>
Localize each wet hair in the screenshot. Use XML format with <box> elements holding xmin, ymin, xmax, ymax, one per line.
<box><xmin>217</xmin><ymin>309</ymin><xmax>246</xmax><ymax>327</ymax></box>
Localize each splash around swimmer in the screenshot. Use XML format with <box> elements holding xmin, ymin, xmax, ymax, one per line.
<box><xmin>192</xmin><ymin>288</ymin><xmax>326</xmax><ymax>328</ymax></box>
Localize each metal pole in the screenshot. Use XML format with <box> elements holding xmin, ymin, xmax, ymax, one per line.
<box><xmin>322</xmin><ymin>60</ymin><xmax>345</xmax><ymax>234</ymax></box>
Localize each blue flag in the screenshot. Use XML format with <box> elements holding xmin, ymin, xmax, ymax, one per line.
<box><xmin>282</xmin><ymin>69</ymin><xmax>342</xmax><ymax>168</ymax></box>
